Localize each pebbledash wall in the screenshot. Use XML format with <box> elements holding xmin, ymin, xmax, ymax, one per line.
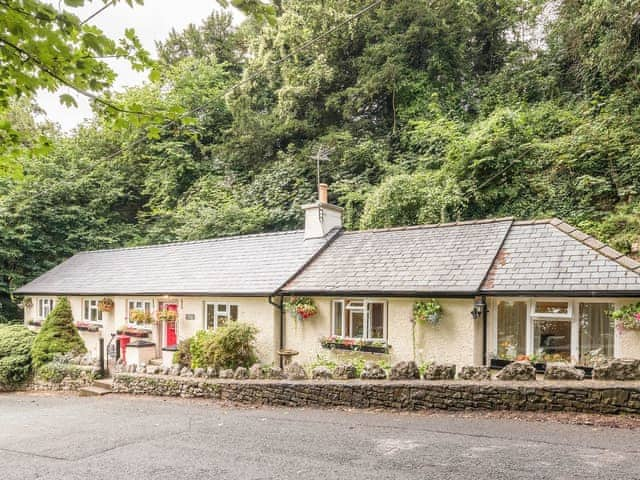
<box><xmin>25</xmin><ymin>295</ymin><xmax>640</xmax><ymax>366</ymax></box>
<box><xmin>286</xmin><ymin>297</ymin><xmax>483</xmax><ymax>366</ymax></box>
<box><xmin>25</xmin><ymin>295</ymin><xmax>280</xmax><ymax>364</ymax></box>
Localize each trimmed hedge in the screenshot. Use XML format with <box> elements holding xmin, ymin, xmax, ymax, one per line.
<box><xmin>31</xmin><ymin>297</ymin><xmax>86</xmax><ymax>369</ymax></box>
<box><xmin>0</xmin><ymin>324</ymin><xmax>35</xmax><ymax>387</ymax></box>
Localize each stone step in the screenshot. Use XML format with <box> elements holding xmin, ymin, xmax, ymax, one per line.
<box><xmin>78</xmin><ymin>386</ymin><xmax>112</xmax><ymax>397</ymax></box>
<box><xmin>93</xmin><ymin>378</ymin><xmax>113</xmax><ymax>390</ymax></box>
<box><xmin>148</xmin><ymin>358</ymin><xmax>163</xmax><ymax>366</ymax></box>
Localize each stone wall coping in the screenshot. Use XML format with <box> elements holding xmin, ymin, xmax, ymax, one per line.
<box><xmin>114</xmin><ymin>373</ymin><xmax>640</xmax><ymax>390</ymax></box>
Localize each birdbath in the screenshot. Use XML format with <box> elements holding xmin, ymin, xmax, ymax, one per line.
<box><xmin>277</xmin><ymin>348</ymin><xmax>299</xmax><ymax>367</ymax></box>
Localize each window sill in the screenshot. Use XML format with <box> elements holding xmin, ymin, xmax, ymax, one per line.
<box><xmin>320</xmin><ymin>339</ymin><xmax>390</xmax><ymax>354</ymax></box>
<box><xmin>76</xmin><ymin>322</ymin><xmax>102</xmax><ymax>332</ymax></box>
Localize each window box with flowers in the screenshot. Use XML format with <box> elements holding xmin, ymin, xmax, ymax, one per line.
<box><xmin>320</xmin><ymin>335</ymin><xmax>390</xmax><ymax>354</ymax></box>
<box><xmin>611</xmin><ymin>302</ymin><xmax>640</xmax><ymax>331</ymax></box>
<box><xmin>285</xmin><ymin>296</ymin><xmax>318</xmax><ymax>321</ymax></box>
<box><xmin>116</xmin><ymin>325</ymin><xmax>151</xmax><ymax>338</ymax></box>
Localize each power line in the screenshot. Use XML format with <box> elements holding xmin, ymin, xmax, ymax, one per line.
<box><xmin>27</xmin><ymin>0</ymin><xmax>385</xmax><ymax>199</ymax></box>
<box><xmin>80</xmin><ymin>0</ymin><xmax>115</xmax><ymax>25</ymax></box>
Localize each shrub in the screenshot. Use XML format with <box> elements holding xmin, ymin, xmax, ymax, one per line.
<box><xmin>31</xmin><ymin>297</ymin><xmax>86</xmax><ymax>369</ymax></box>
<box><xmin>0</xmin><ymin>325</ymin><xmax>36</xmax><ymax>387</ymax></box>
<box><xmin>190</xmin><ymin>323</ymin><xmax>258</xmax><ymax>370</ymax></box>
<box><xmin>37</xmin><ymin>355</ymin><xmax>95</xmax><ymax>384</ymax></box>
<box><xmin>173</xmin><ymin>337</ymin><xmax>193</xmax><ymax>367</ymax></box>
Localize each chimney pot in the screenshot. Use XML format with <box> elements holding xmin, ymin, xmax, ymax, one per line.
<box><xmin>318</xmin><ymin>183</ymin><xmax>328</xmax><ymax>203</ymax></box>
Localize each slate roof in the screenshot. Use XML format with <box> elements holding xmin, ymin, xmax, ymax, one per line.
<box><xmin>481</xmin><ymin>219</ymin><xmax>640</xmax><ymax>295</ymax></box>
<box><xmin>282</xmin><ymin>219</ymin><xmax>513</xmax><ymax>295</ymax></box>
<box><xmin>17</xmin><ymin>216</ymin><xmax>640</xmax><ymax>298</ymax></box>
<box><xmin>15</xmin><ymin>230</ymin><xmax>334</xmax><ymax>296</ymax></box>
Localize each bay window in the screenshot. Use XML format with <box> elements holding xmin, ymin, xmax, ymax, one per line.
<box><xmin>492</xmin><ymin>298</ymin><xmax>617</xmax><ymax>365</ymax></box>
<box><xmin>331</xmin><ymin>299</ymin><xmax>386</xmax><ymax>340</ymax></box>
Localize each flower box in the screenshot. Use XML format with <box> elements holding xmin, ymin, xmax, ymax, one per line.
<box><xmin>320</xmin><ymin>337</ymin><xmax>390</xmax><ymax>354</ymax></box>
<box><xmin>27</xmin><ymin>320</ymin><xmax>42</xmax><ymax>327</ymax></box>
<box><xmin>76</xmin><ymin>322</ymin><xmax>101</xmax><ymax>332</ymax></box>
<box><xmin>116</xmin><ymin>327</ymin><xmax>151</xmax><ymax>338</ymax></box>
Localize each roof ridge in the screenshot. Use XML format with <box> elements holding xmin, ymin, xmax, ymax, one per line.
<box><xmin>78</xmin><ymin>229</ymin><xmax>305</xmax><ymax>254</ymax></box>
<box><xmin>546</xmin><ymin>218</ymin><xmax>640</xmax><ymax>274</ymax></box>
<box><xmin>342</xmin><ymin>217</ymin><xmax>515</xmax><ymax>235</ymax></box>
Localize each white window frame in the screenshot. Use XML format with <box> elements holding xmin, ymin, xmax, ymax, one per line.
<box><xmin>490</xmin><ymin>297</ymin><xmax>621</xmax><ymax>364</ymax></box>
<box><xmin>127</xmin><ymin>299</ymin><xmax>153</xmax><ymax>322</ymax></box>
<box><xmin>331</xmin><ymin>298</ymin><xmax>387</xmax><ymax>341</ymax></box>
<box><xmin>37</xmin><ymin>298</ymin><xmax>55</xmax><ymax>320</ymax></box>
<box><xmin>82</xmin><ymin>298</ymin><xmax>103</xmax><ymax>323</ymax></box>
<box><xmin>204</xmin><ymin>302</ymin><xmax>239</xmax><ymax>330</ymax></box>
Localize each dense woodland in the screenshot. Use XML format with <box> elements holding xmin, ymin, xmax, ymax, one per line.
<box><xmin>1</xmin><ymin>0</ymin><xmax>640</xmax><ymax>320</ymax></box>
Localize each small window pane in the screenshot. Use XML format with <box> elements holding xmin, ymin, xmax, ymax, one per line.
<box><xmin>349</xmin><ymin>310</ymin><xmax>364</xmax><ymax>338</ymax></box>
<box><xmin>579</xmin><ymin>303</ymin><xmax>614</xmax><ymax>364</ymax></box>
<box><xmin>84</xmin><ymin>301</ymin><xmax>89</xmax><ymax>321</ymax></box>
<box><xmin>217</xmin><ymin>304</ymin><xmax>227</xmax><ymax>313</ymax></box>
<box><xmin>206</xmin><ymin>304</ymin><xmax>216</xmax><ymax>329</ymax></box>
<box><xmin>230</xmin><ymin>305</ymin><xmax>238</xmax><ymax>321</ymax></box>
<box><xmin>533</xmin><ymin>319</ymin><xmax>572</xmax><ymax>362</ymax></box>
<box><xmin>217</xmin><ymin>314</ymin><xmax>228</xmax><ymax>328</ymax></box>
<box><xmin>497</xmin><ymin>301</ymin><xmax>527</xmax><ymax>359</ymax></box>
<box><xmin>333</xmin><ymin>302</ymin><xmax>343</xmax><ymax>336</ymax></box>
<box><xmin>534</xmin><ymin>301</ymin><xmax>569</xmax><ymax>315</ymax></box>
<box><xmin>368</xmin><ymin>303</ymin><xmax>384</xmax><ymax>338</ymax></box>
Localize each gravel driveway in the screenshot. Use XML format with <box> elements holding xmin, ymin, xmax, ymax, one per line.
<box><xmin>1</xmin><ymin>393</ymin><xmax>640</xmax><ymax>479</ymax></box>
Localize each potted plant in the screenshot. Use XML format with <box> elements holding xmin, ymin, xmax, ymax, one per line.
<box><xmin>284</xmin><ymin>296</ymin><xmax>318</xmax><ymax>320</ymax></box>
<box><xmin>611</xmin><ymin>302</ymin><xmax>640</xmax><ymax>331</ymax></box>
<box><xmin>98</xmin><ymin>298</ymin><xmax>114</xmax><ymax>313</ymax></box>
<box><xmin>413</xmin><ymin>299</ymin><xmax>442</xmax><ymax>325</ymax></box>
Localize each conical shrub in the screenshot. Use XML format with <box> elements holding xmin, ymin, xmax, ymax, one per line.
<box><xmin>31</xmin><ymin>297</ymin><xmax>86</xmax><ymax>369</ymax></box>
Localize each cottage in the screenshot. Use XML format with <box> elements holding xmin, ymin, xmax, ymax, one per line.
<box><xmin>16</xmin><ymin>184</ymin><xmax>640</xmax><ymax>369</ymax></box>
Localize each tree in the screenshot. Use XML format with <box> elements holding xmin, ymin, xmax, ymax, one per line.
<box><xmin>0</xmin><ymin>324</ymin><xmax>35</xmax><ymax>386</ymax></box>
<box><xmin>0</xmin><ymin>0</ymin><xmax>150</xmax><ymax>157</ymax></box>
<box><xmin>31</xmin><ymin>297</ymin><xmax>86</xmax><ymax>369</ymax></box>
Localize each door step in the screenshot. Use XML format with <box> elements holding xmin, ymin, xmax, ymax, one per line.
<box><xmin>93</xmin><ymin>378</ymin><xmax>113</xmax><ymax>390</ymax></box>
<box><xmin>148</xmin><ymin>358</ymin><xmax>163</xmax><ymax>366</ymax></box>
<box><xmin>78</xmin><ymin>386</ymin><xmax>112</xmax><ymax>397</ymax></box>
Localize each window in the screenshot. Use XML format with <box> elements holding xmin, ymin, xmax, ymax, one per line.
<box><xmin>332</xmin><ymin>299</ymin><xmax>386</xmax><ymax>340</ymax></box>
<box><xmin>579</xmin><ymin>303</ymin><xmax>614</xmax><ymax>364</ymax></box>
<box><xmin>496</xmin><ymin>301</ymin><xmax>527</xmax><ymax>360</ymax></box>
<box><xmin>37</xmin><ymin>298</ymin><xmax>54</xmax><ymax>319</ymax></box>
<box><xmin>83</xmin><ymin>299</ymin><xmax>103</xmax><ymax>323</ymax></box>
<box><xmin>533</xmin><ymin>301</ymin><xmax>571</xmax><ymax>317</ymax></box>
<box><xmin>128</xmin><ymin>300</ymin><xmax>152</xmax><ymax>319</ymax></box>
<box><xmin>533</xmin><ymin>319</ymin><xmax>572</xmax><ymax>361</ymax></box>
<box><xmin>205</xmin><ymin>303</ymin><xmax>238</xmax><ymax>329</ymax></box>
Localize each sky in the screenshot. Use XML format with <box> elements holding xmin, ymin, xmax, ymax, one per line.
<box><xmin>37</xmin><ymin>0</ymin><xmax>240</xmax><ymax>132</ymax></box>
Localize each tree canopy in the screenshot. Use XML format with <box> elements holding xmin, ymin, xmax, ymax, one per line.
<box><xmin>3</xmin><ymin>0</ymin><xmax>640</xmax><ymax>320</ymax></box>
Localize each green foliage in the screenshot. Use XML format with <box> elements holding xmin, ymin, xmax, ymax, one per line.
<box><xmin>190</xmin><ymin>323</ymin><xmax>258</xmax><ymax>370</ymax></box>
<box><xmin>31</xmin><ymin>297</ymin><xmax>86</xmax><ymax>369</ymax></box>
<box><xmin>0</xmin><ymin>324</ymin><xmax>35</xmax><ymax>386</ymax></box>
<box><xmin>610</xmin><ymin>303</ymin><xmax>640</xmax><ymax>330</ymax></box>
<box><xmin>37</xmin><ymin>355</ymin><xmax>95</xmax><ymax>384</ymax></box>
<box><xmin>173</xmin><ymin>337</ymin><xmax>193</xmax><ymax>367</ymax></box>
<box><xmin>5</xmin><ymin>0</ymin><xmax>640</xmax><ymax>317</ymax></box>
<box><xmin>413</xmin><ymin>300</ymin><xmax>442</xmax><ymax>325</ymax></box>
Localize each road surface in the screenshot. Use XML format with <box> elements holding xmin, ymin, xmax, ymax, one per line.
<box><xmin>1</xmin><ymin>393</ymin><xmax>639</xmax><ymax>479</ymax></box>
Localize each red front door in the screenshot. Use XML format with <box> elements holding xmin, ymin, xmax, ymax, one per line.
<box><xmin>164</xmin><ymin>303</ymin><xmax>178</xmax><ymax>347</ymax></box>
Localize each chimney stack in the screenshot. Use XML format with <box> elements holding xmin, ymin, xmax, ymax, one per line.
<box><xmin>302</xmin><ymin>183</ymin><xmax>343</xmax><ymax>240</ymax></box>
<box><xmin>318</xmin><ymin>183</ymin><xmax>328</xmax><ymax>203</ymax></box>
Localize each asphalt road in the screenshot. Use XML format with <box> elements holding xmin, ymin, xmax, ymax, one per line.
<box><xmin>1</xmin><ymin>393</ymin><xmax>640</xmax><ymax>479</ymax></box>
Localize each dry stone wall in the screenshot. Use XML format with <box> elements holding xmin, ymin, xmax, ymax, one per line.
<box><xmin>112</xmin><ymin>374</ymin><xmax>640</xmax><ymax>415</ymax></box>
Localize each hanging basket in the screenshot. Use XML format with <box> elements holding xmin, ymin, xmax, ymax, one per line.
<box><xmin>98</xmin><ymin>298</ymin><xmax>114</xmax><ymax>312</ymax></box>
